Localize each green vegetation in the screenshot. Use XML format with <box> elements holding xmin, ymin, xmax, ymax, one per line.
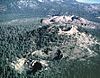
<box><xmin>0</xmin><ymin>18</ymin><xmax>100</xmax><ymax>78</ymax></box>
<box><xmin>0</xmin><ymin>0</ymin><xmax>100</xmax><ymax>77</ymax></box>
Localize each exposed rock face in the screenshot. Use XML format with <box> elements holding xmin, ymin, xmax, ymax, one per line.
<box><xmin>58</xmin><ymin>25</ymin><xmax>79</xmax><ymax>35</ymax></box>
<box><xmin>41</xmin><ymin>15</ymin><xmax>98</xmax><ymax>29</ymax></box>
<box><xmin>11</xmin><ymin>58</ymin><xmax>26</xmax><ymax>74</ymax></box>
<box><xmin>11</xmin><ymin>58</ymin><xmax>49</xmax><ymax>74</ymax></box>
<box><xmin>41</xmin><ymin>15</ymin><xmax>89</xmax><ymax>25</ymax></box>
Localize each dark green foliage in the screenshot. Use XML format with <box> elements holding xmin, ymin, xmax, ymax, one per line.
<box><xmin>0</xmin><ymin>21</ymin><xmax>100</xmax><ymax>78</ymax></box>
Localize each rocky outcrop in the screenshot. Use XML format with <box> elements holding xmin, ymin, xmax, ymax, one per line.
<box><xmin>40</xmin><ymin>15</ymin><xmax>99</xmax><ymax>29</ymax></box>
<box><xmin>41</xmin><ymin>15</ymin><xmax>89</xmax><ymax>25</ymax></box>
<box><xmin>58</xmin><ymin>25</ymin><xmax>79</xmax><ymax>35</ymax></box>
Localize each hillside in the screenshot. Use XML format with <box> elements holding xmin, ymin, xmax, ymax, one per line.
<box><xmin>0</xmin><ymin>0</ymin><xmax>100</xmax><ymax>23</ymax></box>
<box><xmin>0</xmin><ymin>16</ymin><xmax>100</xmax><ymax>78</ymax></box>
<box><xmin>0</xmin><ymin>0</ymin><xmax>100</xmax><ymax>77</ymax></box>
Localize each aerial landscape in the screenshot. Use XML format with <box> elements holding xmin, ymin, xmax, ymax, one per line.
<box><xmin>0</xmin><ymin>0</ymin><xmax>100</xmax><ymax>78</ymax></box>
